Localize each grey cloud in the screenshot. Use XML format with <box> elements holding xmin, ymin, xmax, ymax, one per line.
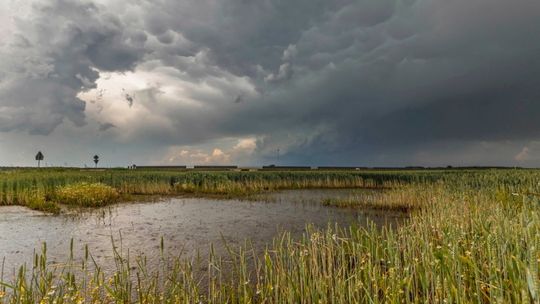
<box><xmin>0</xmin><ymin>79</ymin><xmax>85</xmax><ymax>135</ymax></box>
<box><xmin>136</xmin><ymin>0</ymin><xmax>347</xmax><ymax>77</ymax></box>
<box><xmin>157</xmin><ymin>31</ymin><xmax>175</xmax><ymax>45</ymax></box>
<box><xmin>98</xmin><ymin>122</ymin><xmax>116</xmax><ymax>131</ymax></box>
<box><xmin>3</xmin><ymin>0</ymin><xmax>540</xmax><ymax>166</ymax></box>
<box><xmin>233</xmin><ymin>94</ymin><xmax>244</xmax><ymax>104</ymax></box>
<box><xmin>264</xmin><ymin>63</ymin><xmax>293</xmax><ymax>83</ymax></box>
<box><xmin>192</xmin><ymin>0</ymin><xmax>540</xmax><ymax>164</ymax></box>
<box><xmin>0</xmin><ymin>0</ymin><xmax>145</xmax><ymax>135</ymax></box>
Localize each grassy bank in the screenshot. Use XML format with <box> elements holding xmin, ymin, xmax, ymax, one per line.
<box><xmin>0</xmin><ymin>169</ymin><xmax>539</xmax><ymax>302</ymax></box>
<box><xmin>0</xmin><ymin>168</ymin><xmax>439</xmax><ymax>212</ymax></box>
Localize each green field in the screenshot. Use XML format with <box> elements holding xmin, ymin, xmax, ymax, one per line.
<box><xmin>0</xmin><ymin>168</ymin><xmax>539</xmax><ymax>303</ymax></box>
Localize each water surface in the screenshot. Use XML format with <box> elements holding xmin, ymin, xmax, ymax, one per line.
<box><xmin>0</xmin><ymin>189</ymin><xmax>403</xmax><ymax>272</ymax></box>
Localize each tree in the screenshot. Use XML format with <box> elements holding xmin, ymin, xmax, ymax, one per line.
<box><xmin>35</xmin><ymin>151</ymin><xmax>44</xmax><ymax>168</ymax></box>
<box><xmin>93</xmin><ymin>155</ymin><xmax>99</xmax><ymax>168</ymax></box>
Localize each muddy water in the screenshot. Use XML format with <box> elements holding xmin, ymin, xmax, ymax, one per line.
<box><xmin>0</xmin><ymin>189</ymin><xmax>404</xmax><ymax>272</ymax></box>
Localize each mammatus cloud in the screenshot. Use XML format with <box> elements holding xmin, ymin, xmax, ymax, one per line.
<box><xmin>1</xmin><ymin>0</ymin><xmax>540</xmax><ymax>166</ymax></box>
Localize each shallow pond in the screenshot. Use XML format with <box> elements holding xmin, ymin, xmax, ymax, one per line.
<box><xmin>0</xmin><ymin>189</ymin><xmax>404</xmax><ymax>273</ymax></box>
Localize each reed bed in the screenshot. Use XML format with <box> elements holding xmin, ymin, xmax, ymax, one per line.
<box><xmin>0</xmin><ymin>169</ymin><xmax>420</xmax><ymax>212</ymax></box>
<box><xmin>0</xmin><ymin>169</ymin><xmax>539</xmax><ymax>302</ymax></box>
<box><xmin>322</xmin><ymin>186</ymin><xmax>429</xmax><ymax>212</ymax></box>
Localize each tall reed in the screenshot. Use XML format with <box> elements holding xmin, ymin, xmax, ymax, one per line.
<box><xmin>0</xmin><ymin>169</ymin><xmax>539</xmax><ymax>303</ymax></box>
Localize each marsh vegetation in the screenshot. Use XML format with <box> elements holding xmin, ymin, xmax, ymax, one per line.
<box><xmin>0</xmin><ymin>169</ymin><xmax>414</xmax><ymax>212</ymax></box>
<box><xmin>0</xmin><ymin>169</ymin><xmax>539</xmax><ymax>303</ymax></box>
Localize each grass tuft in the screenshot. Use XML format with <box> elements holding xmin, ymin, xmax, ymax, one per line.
<box><xmin>54</xmin><ymin>182</ymin><xmax>120</xmax><ymax>207</ymax></box>
<box><xmin>25</xmin><ymin>195</ymin><xmax>60</xmax><ymax>214</ymax></box>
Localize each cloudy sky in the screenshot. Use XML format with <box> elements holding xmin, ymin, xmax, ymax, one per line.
<box><xmin>1</xmin><ymin>0</ymin><xmax>540</xmax><ymax>167</ymax></box>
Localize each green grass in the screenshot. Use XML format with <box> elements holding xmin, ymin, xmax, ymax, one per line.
<box><xmin>322</xmin><ymin>186</ymin><xmax>426</xmax><ymax>212</ymax></box>
<box><xmin>0</xmin><ymin>169</ymin><xmax>540</xmax><ymax>302</ymax></box>
<box><xmin>0</xmin><ymin>168</ymin><xmax>414</xmax><ymax>212</ymax></box>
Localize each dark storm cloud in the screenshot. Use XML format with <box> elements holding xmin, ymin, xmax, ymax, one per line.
<box><xmin>361</xmin><ymin>55</ymin><xmax>540</xmax><ymax>145</ymax></box>
<box><xmin>137</xmin><ymin>0</ymin><xmax>348</xmax><ymax>77</ymax></box>
<box><xmin>2</xmin><ymin>0</ymin><xmax>540</xmax><ymax>166</ymax></box>
<box><xmin>0</xmin><ymin>0</ymin><xmax>145</xmax><ymax>134</ymax></box>
<box><xmin>166</xmin><ymin>0</ymin><xmax>540</xmax><ymax>164</ymax></box>
<box><xmin>129</xmin><ymin>0</ymin><xmax>540</xmax><ymax>165</ymax></box>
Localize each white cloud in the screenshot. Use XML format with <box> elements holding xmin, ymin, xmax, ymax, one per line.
<box><xmin>515</xmin><ymin>147</ymin><xmax>530</xmax><ymax>162</ymax></box>
<box><xmin>233</xmin><ymin>137</ymin><xmax>257</xmax><ymax>153</ymax></box>
<box><xmin>165</xmin><ymin>147</ymin><xmax>230</xmax><ymax>165</ymax></box>
<box><xmin>162</xmin><ymin>137</ymin><xmax>258</xmax><ymax>166</ymax></box>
